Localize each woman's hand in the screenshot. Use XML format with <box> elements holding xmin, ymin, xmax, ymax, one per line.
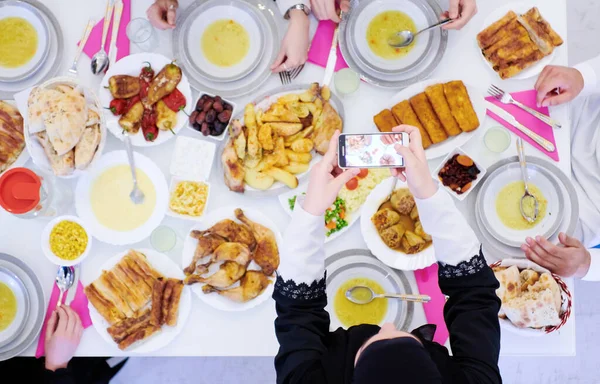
<box><xmin>303</xmin><ymin>130</ymin><xmax>360</xmax><ymax>216</ymax></box>
<box><xmin>147</xmin><ymin>0</ymin><xmax>178</xmax><ymax>30</ymax></box>
<box><xmin>442</xmin><ymin>0</ymin><xmax>477</xmax><ymax>30</ymax></box>
<box><xmin>522</xmin><ymin>233</ymin><xmax>591</xmax><ymax>278</ymax></box>
<box><xmin>45</xmin><ymin>306</ymin><xmax>83</xmax><ymax>372</ymax></box>
<box><xmin>388</xmin><ymin>125</ymin><xmax>437</xmax><ymax>200</ymax></box>
<box><xmin>310</xmin><ymin>0</ymin><xmax>351</xmax><ymax>22</ymax></box>
<box><xmin>271</xmin><ymin>10</ymin><xmax>310</xmax><ymax>73</ymax></box>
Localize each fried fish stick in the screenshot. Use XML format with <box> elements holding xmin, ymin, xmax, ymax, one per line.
<box><xmin>151</xmin><ymin>278</ymin><xmax>166</xmax><ymax>326</ymax></box>
<box><xmin>165</xmin><ymin>279</ymin><xmax>184</xmax><ymax>327</ymax></box>
<box><xmin>425</xmin><ymin>84</ymin><xmax>461</xmax><ymax>137</ymax></box>
<box><xmin>117</xmin><ymin>325</ymin><xmax>161</xmax><ymax>350</ymax></box>
<box><xmin>409</xmin><ymin>93</ymin><xmax>447</xmax><ymax>144</ymax></box>
<box><xmin>373</xmin><ymin>109</ymin><xmax>398</xmax><ymax>133</ymax></box>
<box><xmin>391</xmin><ymin>100</ymin><xmax>432</xmax><ymax>149</ymax></box>
<box><xmin>443</xmin><ymin>81</ymin><xmax>480</xmax><ymax>132</ymax></box>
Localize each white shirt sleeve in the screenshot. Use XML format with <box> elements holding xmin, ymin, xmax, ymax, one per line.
<box><xmin>414</xmin><ymin>185</ymin><xmax>481</xmax><ymax>266</ymax></box>
<box><xmin>276</xmin><ymin>0</ymin><xmax>311</xmax><ymax>18</ymax></box>
<box><xmin>574</xmin><ymin>55</ymin><xmax>600</xmax><ymax>97</ymax></box>
<box><xmin>277</xmin><ymin>196</ymin><xmax>326</xmax><ymax>284</ymax></box>
<box><xmin>582</xmin><ymin>248</ymin><xmax>600</xmax><ymax>281</ymax></box>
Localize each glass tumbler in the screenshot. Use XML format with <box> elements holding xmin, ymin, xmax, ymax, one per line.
<box><xmin>126</xmin><ymin>18</ymin><xmax>159</xmax><ymax>52</ymax></box>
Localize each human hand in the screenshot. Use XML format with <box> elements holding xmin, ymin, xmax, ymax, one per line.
<box><xmin>310</xmin><ymin>0</ymin><xmax>350</xmax><ymax>22</ymax></box>
<box><xmin>147</xmin><ymin>0</ymin><xmax>178</xmax><ymax>30</ymax></box>
<box><xmin>534</xmin><ymin>65</ymin><xmax>584</xmax><ymax>107</ymax></box>
<box><xmin>388</xmin><ymin>125</ymin><xmax>437</xmax><ymax>200</ymax></box>
<box><xmin>441</xmin><ymin>0</ymin><xmax>477</xmax><ymax>30</ymax></box>
<box><xmin>45</xmin><ymin>306</ymin><xmax>83</xmax><ymax>372</ymax></box>
<box><xmin>271</xmin><ymin>10</ymin><xmax>310</xmax><ymax>73</ymax></box>
<box><xmin>522</xmin><ymin>233</ymin><xmax>591</xmax><ymax>278</ymax></box>
<box><xmin>303</xmin><ymin>130</ymin><xmax>360</xmax><ymax>215</ymax></box>
<box><xmin>381</xmin><ymin>134</ymin><xmax>402</xmax><ymax>146</ymax></box>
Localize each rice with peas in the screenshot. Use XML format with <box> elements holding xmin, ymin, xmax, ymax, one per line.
<box><xmin>49</xmin><ymin>221</ymin><xmax>88</xmax><ymax>260</ymax></box>
<box><xmin>338</xmin><ymin>169</ymin><xmax>390</xmax><ymax>213</ymax></box>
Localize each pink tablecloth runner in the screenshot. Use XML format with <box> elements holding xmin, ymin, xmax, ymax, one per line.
<box><xmin>80</xmin><ymin>0</ymin><xmax>131</xmax><ymax>61</ymax></box>
<box><xmin>307</xmin><ymin>20</ymin><xmax>348</xmax><ymax>71</ymax></box>
<box><xmin>414</xmin><ymin>264</ymin><xmax>449</xmax><ymax>345</ymax></box>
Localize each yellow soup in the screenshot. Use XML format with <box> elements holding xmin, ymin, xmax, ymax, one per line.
<box><xmin>334</xmin><ymin>277</ymin><xmax>388</xmax><ymax>328</ymax></box>
<box><xmin>90</xmin><ymin>165</ymin><xmax>157</xmax><ymax>232</ymax></box>
<box><xmin>0</xmin><ymin>17</ymin><xmax>38</xmax><ymax>68</ymax></box>
<box><xmin>201</xmin><ymin>19</ymin><xmax>250</xmax><ymax>67</ymax></box>
<box><xmin>0</xmin><ymin>282</ymin><xmax>17</xmax><ymax>332</ymax></box>
<box><xmin>496</xmin><ymin>181</ymin><xmax>548</xmax><ymax>230</ymax></box>
<box><xmin>366</xmin><ymin>11</ymin><xmax>416</xmax><ymax>60</ymax></box>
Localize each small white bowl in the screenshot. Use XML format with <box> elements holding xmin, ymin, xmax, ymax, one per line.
<box><xmin>434</xmin><ymin>147</ymin><xmax>487</xmax><ymax>201</ymax></box>
<box><xmin>41</xmin><ymin>215</ymin><xmax>92</xmax><ymax>266</ymax></box>
<box><xmin>166</xmin><ymin>177</ymin><xmax>211</xmax><ymax>221</ymax></box>
<box><xmin>186</xmin><ymin>92</ymin><xmax>238</xmax><ymax>141</ymax></box>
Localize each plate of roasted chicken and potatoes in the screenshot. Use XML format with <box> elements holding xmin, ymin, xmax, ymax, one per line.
<box><xmin>181</xmin><ymin>206</ymin><xmax>281</xmax><ymax>311</ymax></box>
<box><xmin>220</xmin><ymin>83</ymin><xmax>344</xmax><ymax>196</ymax></box>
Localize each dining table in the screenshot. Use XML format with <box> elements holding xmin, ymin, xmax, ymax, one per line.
<box><xmin>0</xmin><ymin>0</ymin><xmax>575</xmax><ymax>358</ymax></box>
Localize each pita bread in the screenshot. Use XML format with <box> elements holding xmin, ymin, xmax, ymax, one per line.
<box><xmin>75</xmin><ymin>125</ymin><xmax>101</xmax><ymax>170</ymax></box>
<box><xmin>503</xmin><ymin>289</ymin><xmax>561</xmax><ymax>328</ymax></box>
<box><xmin>527</xmin><ymin>273</ymin><xmax>562</xmax><ymax>313</ymax></box>
<box><xmin>27</xmin><ymin>88</ymin><xmax>63</xmax><ymax>134</ymax></box>
<box><xmin>494</xmin><ymin>265</ymin><xmax>521</xmax><ymax>303</ymax></box>
<box><xmin>36</xmin><ymin>132</ymin><xmax>74</xmax><ymax>176</ymax></box>
<box><xmin>43</xmin><ymin>90</ymin><xmax>88</xmax><ymax>155</ymax></box>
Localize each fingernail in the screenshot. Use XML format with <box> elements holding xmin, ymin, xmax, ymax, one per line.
<box><xmin>526</xmin><ymin>237</ymin><xmax>533</xmax><ymax>245</ymax></box>
<box><xmin>535</xmin><ymin>236</ymin><xmax>541</xmax><ymax>242</ymax></box>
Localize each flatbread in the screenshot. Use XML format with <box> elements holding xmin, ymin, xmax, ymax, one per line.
<box><xmin>35</xmin><ymin>132</ymin><xmax>74</xmax><ymax>176</ymax></box>
<box><xmin>503</xmin><ymin>289</ymin><xmax>561</xmax><ymax>328</ymax></box>
<box><xmin>27</xmin><ymin>88</ymin><xmax>63</xmax><ymax>134</ymax></box>
<box><xmin>527</xmin><ymin>272</ymin><xmax>562</xmax><ymax>313</ymax></box>
<box><xmin>494</xmin><ymin>265</ymin><xmax>520</xmax><ymax>303</ymax></box>
<box><xmin>43</xmin><ymin>89</ymin><xmax>88</xmax><ymax>155</ymax></box>
<box><xmin>74</xmin><ymin>124</ymin><xmax>101</xmax><ymax>170</ymax></box>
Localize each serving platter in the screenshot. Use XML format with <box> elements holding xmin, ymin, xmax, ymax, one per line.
<box><xmin>0</xmin><ymin>266</ymin><xmax>29</xmax><ymax>348</ymax></box>
<box><xmin>181</xmin><ymin>206</ymin><xmax>281</xmax><ymax>312</ymax></box>
<box><xmin>324</xmin><ymin>249</ymin><xmax>414</xmax><ymax>331</ymax></box>
<box><xmin>340</xmin><ymin>0</ymin><xmax>447</xmax><ymax>88</ymax></box>
<box><xmin>85</xmin><ymin>249</ymin><xmax>192</xmax><ymax>353</ymax></box>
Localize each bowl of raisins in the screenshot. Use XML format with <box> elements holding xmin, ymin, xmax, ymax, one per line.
<box><xmin>435</xmin><ymin>148</ymin><xmax>486</xmax><ymax>201</ymax></box>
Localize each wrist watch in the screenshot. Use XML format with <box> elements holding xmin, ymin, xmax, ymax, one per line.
<box><xmin>284</xmin><ymin>3</ymin><xmax>310</xmax><ymax>20</ymax></box>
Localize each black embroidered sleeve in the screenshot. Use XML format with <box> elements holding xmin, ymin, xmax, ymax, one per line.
<box><xmin>438</xmin><ymin>248</ymin><xmax>486</xmax><ymax>279</ymax></box>
<box><xmin>274</xmin><ymin>272</ymin><xmax>327</xmax><ymax>301</ymax></box>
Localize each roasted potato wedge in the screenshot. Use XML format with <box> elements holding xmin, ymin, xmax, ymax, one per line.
<box><xmin>244</xmin><ymin>168</ymin><xmax>275</xmax><ymax>190</ymax></box>
<box><xmin>278</xmin><ymin>94</ymin><xmax>300</xmax><ymax>104</ymax></box>
<box><xmin>108</xmin><ymin>75</ymin><xmax>140</xmax><ymax>99</ymax></box>
<box><xmin>300</xmin><ymin>83</ymin><xmax>319</xmax><ymax>102</ymax></box>
<box><xmin>264</xmin><ymin>167</ymin><xmax>298</xmax><ymax>189</ymax></box>
<box><xmin>258</xmin><ymin>123</ymin><xmax>274</xmax><ymax>151</ymax></box>
<box><xmin>288</xmin><ymin>102</ymin><xmax>310</xmax><ymax>118</ymax></box>
<box><xmin>285</xmin><ymin>149</ymin><xmax>312</xmax><ymax>164</ymax></box>
<box><xmin>284</xmin><ymin>126</ymin><xmax>314</xmax><ymax>146</ymax></box>
<box><xmin>262</xmin><ymin>110</ymin><xmax>300</xmax><ymax>124</ymax></box>
<box><xmin>273</xmin><ymin>136</ymin><xmax>288</xmax><ymax>167</ymax></box>
<box><xmin>244</xmin><ymin>155</ymin><xmax>261</xmax><ymax>169</ymax></box>
<box><xmin>255</xmin><ymin>154</ymin><xmax>278</xmax><ymax>172</ymax></box>
<box><xmin>320</xmin><ymin>85</ymin><xmax>331</xmax><ymax>101</ymax></box>
<box><xmin>270</xmin><ymin>122</ymin><xmax>303</xmax><ymax>137</ymax></box>
<box><xmin>290</xmin><ymin>138</ymin><xmax>313</xmax><ymax>153</ymax></box>
<box><xmin>283</xmin><ymin>162</ymin><xmax>310</xmax><ymax>174</ymax></box>
<box><xmin>146</xmin><ymin>63</ymin><xmax>182</xmax><ymax>106</ymax></box>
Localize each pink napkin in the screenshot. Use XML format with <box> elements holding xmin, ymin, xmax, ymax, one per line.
<box><xmin>35</xmin><ymin>282</ymin><xmax>92</xmax><ymax>358</ymax></box>
<box><xmin>414</xmin><ymin>265</ymin><xmax>449</xmax><ymax>345</ymax></box>
<box><xmin>79</xmin><ymin>0</ymin><xmax>131</xmax><ymax>62</ymax></box>
<box><xmin>485</xmin><ymin>90</ymin><xmax>559</xmax><ymax>162</ymax></box>
<box><xmin>307</xmin><ymin>21</ymin><xmax>348</xmax><ymax>71</ymax></box>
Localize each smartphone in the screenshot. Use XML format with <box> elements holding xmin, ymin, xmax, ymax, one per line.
<box><xmin>338</xmin><ymin>132</ymin><xmax>409</xmax><ymax>168</ymax></box>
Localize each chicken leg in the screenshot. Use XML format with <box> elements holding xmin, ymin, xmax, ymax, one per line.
<box><xmin>183</xmin><ymin>234</ymin><xmax>225</xmax><ymax>276</ymax></box>
<box><xmin>184</xmin><ymin>261</ymin><xmax>246</xmax><ymax>288</ymax></box>
<box><xmin>193</xmin><ymin>242</ymin><xmax>252</xmax><ymax>275</ymax></box>
<box><xmin>222</xmin><ymin>127</ymin><xmax>245</xmax><ymax>193</ymax></box>
<box><xmin>202</xmin><ymin>271</ymin><xmax>270</xmax><ymax>303</ymax></box>
<box><xmin>234</xmin><ymin>208</ymin><xmax>280</xmax><ymax>275</ymax></box>
<box><xmin>191</xmin><ymin>219</ymin><xmax>256</xmax><ymax>249</ymax></box>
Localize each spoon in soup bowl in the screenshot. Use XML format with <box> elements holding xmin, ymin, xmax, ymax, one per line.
<box><xmin>346</xmin><ymin>285</ymin><xmax>431</xmax><ymax>304</ymax></box>
<box><xmin>388</xmin><ymin>18</ymin><xmax>453</xmax><ymax>48</ymax></box>
<box><xmin>516</xmin><ymin>138</ymin><xmax>539</xmax><ymax>223</ymax></box>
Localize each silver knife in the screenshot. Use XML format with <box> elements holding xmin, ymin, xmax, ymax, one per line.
<box><xmin>322</xmin><ymin>11</ymin><xmax>344</xmax><ymax>86</ymax></box>
<box><xmin>486</xmin><ymin>101</ymin><xmax>555</xmax><ymax>153</ymax></box>
<box><xmin>108</xmin><ymin>0</ymin><xmax>124</xmax><ymax>68</ymax></box>
<box><xmin>66</xmin><ymin>264</ymin><xmax>80</xmax><ymax>305</ymax></box>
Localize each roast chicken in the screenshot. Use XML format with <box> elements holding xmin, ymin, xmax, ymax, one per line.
<box><xmin>235</xmin><ymin>208</ymin><xmax>279</xmax><ymax>275</ymax></box>
<box><xmin>202</xmin><ymin>271</ymin><xmax>270</xmax><ymax>303</ymax></box>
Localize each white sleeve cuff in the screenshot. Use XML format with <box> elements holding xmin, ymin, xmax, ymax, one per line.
<box><xmin>276</xmin><ymin>0</ymin><xmax>311</xmax><ymax>18</ymax></box>
<box><xmin>574</xmin><ymin>61</ymin><xmax>598</xmax><ymax>98</ymax></box>
<box><xmin>582</xmin><ymin>248</ymin><xmax>600</xmax><ymax>281</ymax></box>
<box><xmin>414</xmin><ymin>184</ymin><xmax>481</xmax><ymax>266</ymax></box>
<box><xmin>277</xmin><ymin>196</ymin><xmax>326</xmax><ymax>284</ymax></box>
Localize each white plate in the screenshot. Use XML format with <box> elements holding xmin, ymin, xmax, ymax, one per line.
<box><xmin>85</xmin><ymin>248</ymin><xmax>192</xmax><ymax>353</ymax></box>
<box><xmin>433</xmin><ymin>147</ymin><xmax>487</xmax><ymax>202</ymax></box>
<box><xmin>186</xmin><ymin>6</ymin><xmax>262</xmax><ymax>81</ymax></box>
<box><xmin>353</xmin><ymin>0</ymin><xmax>429</xmax><ymax>72</ymax></box>
<box><xmin>479</xmin><ymin>2</ymin><xmax>559</xmax><ymax>80</ymax></box>
<box><xmin>74</xmin><ymin>151</ymin><xmax>168</xmax><ymax>245</ymax></box>
<box><xmin>41</xmin><ymin>215</ymin><xmax>92</xmax><ymax>266</ymax></box>
<box><xmin>165</xmin><ymin>177</ymin><xmax>211</xmax><ymax>222</ymax></box>
<box><xmin>382</xmin><ymin>78</ymin><xmax>486</xmax><ymax>159</ymax></box>
<box><xmin>181</xmin><ymin>206</ymin><xmax>281</xmax><ymax>311</ymax></box>
<box><xmin>0</xmin><ymin>3</ymin><xmax>49</xmax><ymax>81</ymax></box>
<box><xmin>99</xmin><ymin>53</ymin><xmax>193</xmax><ymax>147</ymax></box>
<box><xmin>478</xmin><ymin>163</ymin><xmax>563</xmax><ymax>248</ymax></box>
<box><xmin>277</xmin><ymin>186</ymin><xmax>360</xmax><ymax>243</ymax></box>
<box><xmin>0</xmin><ymin>267</ymin><xmax>28</xmax><ymax>346</ymax></box>
<box><xmin>361</xmin><ymin>177</ymin><xmax>436</xmax><ymax>271</ymax></box>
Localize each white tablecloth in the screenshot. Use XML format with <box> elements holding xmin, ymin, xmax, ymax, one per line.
<box><xmin>1</xmin><ymin>0</ymin><xmax>574</xmax><ymax>357</ymax></box>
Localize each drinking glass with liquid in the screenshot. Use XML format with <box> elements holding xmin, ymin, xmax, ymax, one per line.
<box><xmin>127</xmin><ymin>18</ymin><xmax>159</xmax><ymax>52</ymax></box>
<box><xmin>151</xmin><ymin>225</ymin><xmax>177</xmax><ymax>253</ymax></box>
<box><xmin>484</xmin><ymin>127</ymin><xmax>511</xmax><ymax>153</ymax></box>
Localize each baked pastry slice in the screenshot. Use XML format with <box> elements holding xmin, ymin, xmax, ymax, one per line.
<box><xmin>518</xmin><ymin>7</ymin><xmax>563</xmax><ymax>55</ymax></box>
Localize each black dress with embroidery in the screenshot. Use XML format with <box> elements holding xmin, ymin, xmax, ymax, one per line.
<box><xmin>272</xmin><ymin>250</ymin><xmax>502</xmax><ymax>384</ymax></box>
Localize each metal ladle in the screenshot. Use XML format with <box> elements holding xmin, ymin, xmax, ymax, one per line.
<box><xmin>55</xmin><ymin>266</ymin><xmax>74</xmax><ymax>307</ymax></box>
<box><xmin>388</xmin><ymin>18</ymin><xmax>453</xmax><ymax>48</ymax></box>
<box><xmin>346</xmin><ymin>286</ymin><xmax>431</xmax><ymax>304</ymax></box>
<box><xmin>516</xmin><ymin>138</ymin><xmax>539</xmax><ymax>223</ymax></box>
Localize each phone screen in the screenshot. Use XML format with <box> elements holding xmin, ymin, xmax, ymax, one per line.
<box><xmin>339</xmin><ymin>133</ymin><xmax>406</xmax><ymax>168</ymax></box>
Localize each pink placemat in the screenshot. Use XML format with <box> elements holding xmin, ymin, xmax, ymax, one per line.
<box><xmin>35</xmin><ymin>282</ymin><xmax>92</xmax><ymax>358</ymax></box>
<box><xmin>485</xmin><ymin>89</ymin><xmax>559</xmax><ymax>162</ymax></box>
<box><xmin>79</xmin><ymin>0</ymin><xmax>131</xmax><ymax>61</ymax></box>
<box><xmin>414</xmin><ymin>264</ymin><xmax>449</xmax><ymax>345</ymax></box>
<box><xmin>307</xmin><ymin>20</ymin><xmax>348</xmax><ymax>71</ymax></box>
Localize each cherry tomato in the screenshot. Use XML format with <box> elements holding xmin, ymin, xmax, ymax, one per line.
<box><xmin>357</xmin><ymin>169</ymin><xmax>369</xmax><ymax>179</ymax></box>
<box><xmin>345</xmin><ymin>178</ymin><xmax>359</xmax><ymax>190</ymax></box>
<box><xmin>162</xmin><ymin>88</ymin><xmax>186</xmax><ymax>112</ymax></box>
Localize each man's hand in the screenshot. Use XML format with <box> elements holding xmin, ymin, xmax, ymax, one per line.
<box><xmin>521</xmin><ymin>232</ymin><xmax>592</xmax><ymax>278</ymax></box>
<box><xmin>534</xmin><ymin>65</ymin><xmax>584</xmax><ymax>107</ymax></box>
<box><xmin>442</xmin><ymin>0</ymin><xmax>477</xmax><ymax>30</ymax></box>
<box><xmin>45</xmin><ymin>306</ymin><xmax>83</xmax><ymax>372</ymax></box>
<box><xmin>147</xmin><ymin>0</ymin><xmax>178</xmax><ymax>30</ymax></box>
<box><xmin>310</xmin><ymin>0</ymin><xmax>350</xmax><ymax>22</ymax></box>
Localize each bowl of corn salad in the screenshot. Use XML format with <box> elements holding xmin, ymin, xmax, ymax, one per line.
<box><xmin>42</xmin><ymin>215</ymin><xmax>91</xmax><ymax>266</ymax></box>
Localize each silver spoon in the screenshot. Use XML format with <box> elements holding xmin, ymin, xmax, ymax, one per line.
<box><xmin>55</xmin><ymin>266</ymin><xmax>75</xmax><ymax>308</ymax></box>
<box><xmin>124</xmin><ymin>134</ymin><xmax>145</xmax><ymax>204</ymax></box>
<box><xmin>91</xmin><ymin>0</ymin><xmax>114</xmax><ymax>74</ymax></box>
<box><xmin>346</xmin><ymin>286</ymin><xmax>431</xmax><ymax>304</ymax></box>
<box><xmin>388</xmin><ymin>18</ymin><xmax>453</xmax><ymax>48</ymax></box>
<box><xmin>516</xmin><ymin>138</ymin><xmax>539</xmax><ymax>223</ymax></box>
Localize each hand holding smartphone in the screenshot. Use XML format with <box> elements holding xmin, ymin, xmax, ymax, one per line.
<box><xmin>338</xmin><ymin>132</ymin><xmax>410</xmax><ymax>168</ymax></box>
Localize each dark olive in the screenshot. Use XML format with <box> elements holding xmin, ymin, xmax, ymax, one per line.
<box><xmin>212</xmin><ymin>121</ymin><xmax>226</xmax><ymax>136</ymax></box>
<box><xmin>195</xmin><ymin>98</ymin><xmax>205</xmax><ymax>111</ymax></box>
<box><xmin>189</xmin><ymin>110</ymin><xmax>199</xmax><ymax>126</ymax></box>
<box><xmin>203</xmin><ymin>101</ymin><xmax>213</xmax><ymax>112</ymax></box>
<box><xmin>217</xmin><ymin>110</ymin><xmax>232</xmax><ymax>123</ymax></box>
<box><xmin>213</xmin><ymin>101</ymin><xmax>223</xmax><ymax>113</ymax></box>
<box><xmin>201</xmin><ymin>122</ymin><xmax>210</xmax><ymax>136</ymax></box>
<box><xmin>206</xmin><ymin>109</ymin><xmax>217</xmax><ymax>123</ymax></box>
<box><xmin>195</xmin><ymin>111</ymin><xmax>206</xmax><ymax>124</ymax></box>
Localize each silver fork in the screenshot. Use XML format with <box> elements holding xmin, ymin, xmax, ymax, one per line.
<box><xmin>68</xmin><ymin>19</ymin><xmax>95</xmax><ymax>77</ymax></box>
<box><xmin>290</xmin><ymin>64</ymin><xmax>305</xmax><ymax>81</ymax></box>
<box><xmin>279</xmin><ymin>70</ymin><xmax>291</xmax><ymax>85</ymax></box>
<box><xmin>488</xmin><ymin>84</ymin><xmax>562</xmax><ymax>129</ymax></box>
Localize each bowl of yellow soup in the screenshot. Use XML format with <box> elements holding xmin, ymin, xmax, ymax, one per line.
<box><xmin>74</xmin><ymin>150</ymin><xmax>169</xmax><ymax>245</ymax></box>
<box><xmin>0</xmin><ymin>266</ymin><xmax>29</xmax><ymax>347</ymax></box>
<box><xmin>477</xmin><ymin>162</ymin><xmax>565</xmax><ymax>248</ymax></box>
<box><xmin>0</xmin><ymin>2</ymin><xmax>49</xmax><ymax>82</ymax></box>
<box><xmin>41</xmin><ymin>216</ymin><xmax>92</xmax><ymax>266</ymax></box>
